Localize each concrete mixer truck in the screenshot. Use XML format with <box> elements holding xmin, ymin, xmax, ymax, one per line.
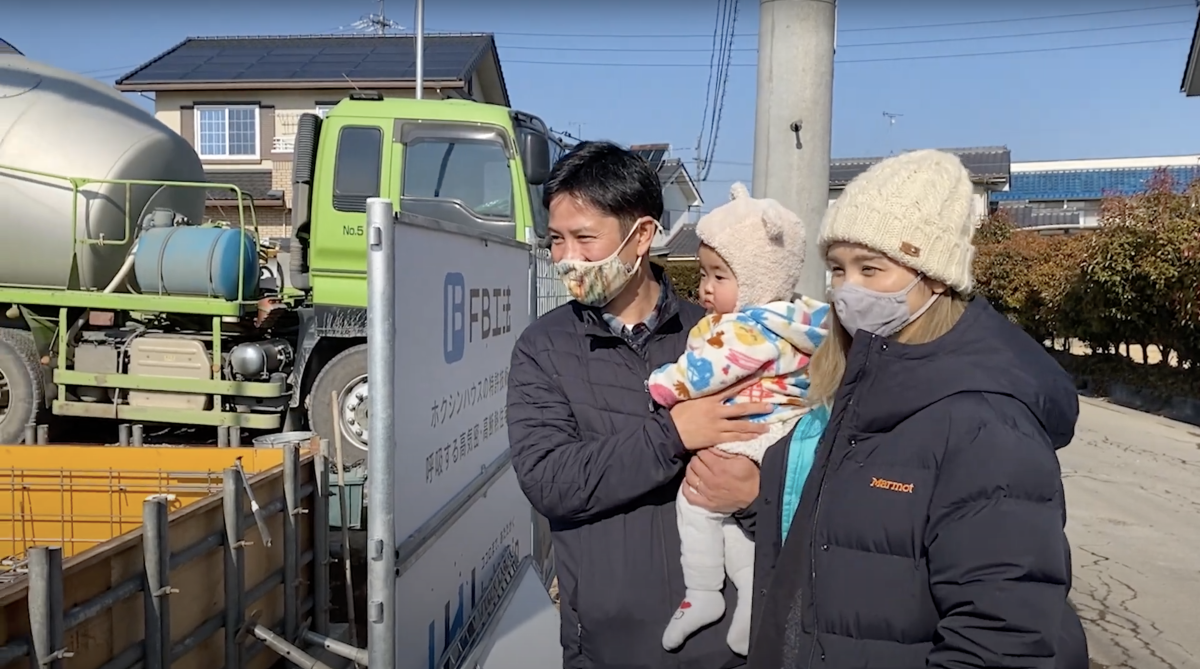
<box><xmin>0</xmin><ymin>50</ymin><xmax>564</xmax><ymax>458</ymax></box>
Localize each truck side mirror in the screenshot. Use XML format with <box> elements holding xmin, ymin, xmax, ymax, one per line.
<box><xmin>521</xmin><ymin>132</ymin><xmax>551</xmax><ymax>186</ymax></box>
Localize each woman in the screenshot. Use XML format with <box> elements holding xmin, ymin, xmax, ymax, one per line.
<box><xmin>745</xmin><ymin>149</ymin><xmax>1089</xmax><ymax>668</ymax></box>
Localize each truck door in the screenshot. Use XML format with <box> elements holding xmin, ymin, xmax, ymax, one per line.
<box><xmin>390</xmin><ymin>121</ymin><xmax>525</xmax><ymax>240</ymax></box>
<box><xmin>309</xmin><ymin>118</ymin><xmax>392</xmax><ymax>308</ymax></box>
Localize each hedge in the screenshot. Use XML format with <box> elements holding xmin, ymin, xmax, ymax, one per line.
<box><xmin>973</xmin><ymin>169</ymin><xmax>1200</xmax><ymax>371</ymax></box>
<box><xmin>654</xmin><ymin>259</ymin><xmax>701</xmax><ymax>302</ymax></box>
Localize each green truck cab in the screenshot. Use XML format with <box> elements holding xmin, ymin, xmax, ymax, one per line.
<box><xmin>289</xmin><ymin>94</ymin><xmax>561</xmax><ymax>457</ymax></box>
<box><xmin>0</xmin><ymin>53</ymin><xmax>560</xmax><ymax>455</ymax></box>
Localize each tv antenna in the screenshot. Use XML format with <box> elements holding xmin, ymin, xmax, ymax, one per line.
<box><xmin>882</xmin><ymin>111</ymin><xmax>903</xmax><ymax>155</ymax></box>
<box><xmin>345</xmin><ymin>0</ymin><xmax>404</xmax><ymax>34</ymax></box>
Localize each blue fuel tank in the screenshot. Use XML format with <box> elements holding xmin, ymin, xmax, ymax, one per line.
<box><xmin>133</xmin><ymin>226</ymin><xmax>258</xmax><ymax>301</ymax></box>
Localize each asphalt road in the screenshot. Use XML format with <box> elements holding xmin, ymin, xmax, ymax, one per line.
<box><xmin>1062</xmin><ymin>398</ymin><xmax>1200</xmax><ymax>669</ymax></box>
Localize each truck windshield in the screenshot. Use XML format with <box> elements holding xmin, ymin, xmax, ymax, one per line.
<box><xmin>403</xmin><ymin>139</ymin><xmax>513</xmax><ymax>220</ymax></box>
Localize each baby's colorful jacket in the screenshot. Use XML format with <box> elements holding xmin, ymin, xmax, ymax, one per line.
<box><xmin>648</xmin><ymin>296</ymin><xmax>830</xmax><ymax>423</ymax></box>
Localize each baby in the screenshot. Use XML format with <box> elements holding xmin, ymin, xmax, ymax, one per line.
<box><xmin>649</xmin><ymin>183</ymin><xmax>829</xmax><ymax>656</ymax></box>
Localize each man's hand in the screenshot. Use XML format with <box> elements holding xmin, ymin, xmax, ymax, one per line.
<box><xmin>683</xmin><ymin>449</ymin><xmax>760</xmax><ymax>514</ymax></box>
<box><xmin>670</xmin><ymin>379</ymin><xmax>770</xmax><ymax>452</ymax></box>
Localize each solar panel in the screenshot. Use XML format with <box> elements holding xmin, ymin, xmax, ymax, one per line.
<box><xmin>120</xmin><ymin>34</ymin><xmax>490</xmax><ymax>85</ymax></box>
<box><xmin>991</xmin><ymin>166</ymin><xmax>1200</xmax><ymax>202</ymax></box>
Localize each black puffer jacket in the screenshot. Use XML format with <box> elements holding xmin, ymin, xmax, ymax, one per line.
<box><xmin>507</xmin><ymin>268</ymin><xmax>748</xmax><ymax>669</ymax></box>
<box><xmin>747</xmin><ymin>297</ymin><xmax>1088</xmax><ymax>669</ymax></box>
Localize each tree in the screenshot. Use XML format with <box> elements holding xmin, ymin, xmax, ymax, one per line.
<box><xmin>974</xmin><ymin>212</ymin><xmax>1084</xmax><ymax>344</ymax></box>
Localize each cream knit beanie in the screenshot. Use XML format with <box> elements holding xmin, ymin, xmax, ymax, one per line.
<box><xmin>695</xmin><ymin>182</ymin><xmax>805</xmax><ymax>308</ymax></box>
<box><xmin>818</xmin><ymin>149</ymin><xmax>977</xmax><ymax>293</ymax></box>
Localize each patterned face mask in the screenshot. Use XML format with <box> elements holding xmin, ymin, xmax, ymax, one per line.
<box><xmin>555</xmin><ymin>223</ymin><xmax>644</xmax><ymax>307</ymax></box>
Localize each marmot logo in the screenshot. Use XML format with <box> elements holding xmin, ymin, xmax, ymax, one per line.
<box><xmin>870</xmin><ymin>477</ymin><xmax>914</xmax><ymax>494</ymax></box>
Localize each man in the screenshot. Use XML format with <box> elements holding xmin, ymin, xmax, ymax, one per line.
<box><xmin>507</xmin><ymin>141</ymin><xmax>766</xmax><ymax>669</ymax></box>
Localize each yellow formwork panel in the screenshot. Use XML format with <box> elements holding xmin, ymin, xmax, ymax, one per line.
<box><xmin>0</xmin><ymin>446</ymin><xmax>287</xmax><ymax>569</ymax></box>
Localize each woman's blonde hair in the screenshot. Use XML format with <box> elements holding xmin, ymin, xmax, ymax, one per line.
<box><xmin>806</xmin><ymin>290</ymin><xmax>969</xmax><ymax>406</ymax></box>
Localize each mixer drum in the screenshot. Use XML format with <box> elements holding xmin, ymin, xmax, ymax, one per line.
<box><xmin>0</xmin><ymin>53</ymin><xmax>207</xmax><ymax>292</ymax></box>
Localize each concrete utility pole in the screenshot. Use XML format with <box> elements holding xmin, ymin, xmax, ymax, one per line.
<box><xmin>413</xmin><ymin>0</ymin><xmax>425</xmax><ymax>99</ymax></box>
<box><xmin>753</xmin><ymin>0</ymin><xmax>836</xmax><ymax>298</ymax></box>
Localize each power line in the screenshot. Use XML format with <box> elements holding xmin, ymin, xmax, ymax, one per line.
<box><xmin>840</xmin><ymin>2</ymin><xmax>1193</xmax><ymax>33</ymax></box>
<box><xmin>479</xmin><ymin>3</ymin><xmax>1193</xmax><ymax>39</ymax></box>
<box><xmin>839</xmin><ymin>36</ymin><xmax>1189</xmax><ymax>64</ymax></box>
<box><xmin>501</xmin><ymin>36</ymin><xmax>1189</xmax><ymax>67</ymax></box>
<box><xmin>694</xmin><ymin>0</ymin><xmax>724</xmax><ymax>176</ymax></box>
<box><xmin>494</xmin><ymin>19</ymin><xmax>1188</xmax><ymax>52</ymax></box>
<box><xmin>79</xmin><ymin>12</ymin><xmax>1194</xmax><ymax>79</ymax></box>
<box><xmin>695</xmin><ymin>0</ymin><xmax>739</xmax><ymax>182</ymax></box>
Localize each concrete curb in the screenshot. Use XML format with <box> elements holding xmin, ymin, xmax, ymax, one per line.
<box><xmin>1077</xmin><ymin>377</ymin><xmax>1200</xmax><ymax>428</ymax></box>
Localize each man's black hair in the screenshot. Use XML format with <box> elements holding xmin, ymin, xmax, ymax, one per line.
<box><xmin>542</xmin><ymin>141</ymin><xmax>664</xmax><ymax>229</ymax></box>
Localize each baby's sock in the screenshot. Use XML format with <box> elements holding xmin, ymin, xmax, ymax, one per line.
<box><xmin>724</xmin><ymin>520</ymin><xmax>756</xmax><ymax>655</ymax></box>
<box><xmin>662</xmin><ymin>590</ymin><xmax>726</xmax><ymax>651</ymax></box>
<box><xmin>724</xmin><ymin>568</ymin><xmax>753</xmax><ymax>655</ymax></box>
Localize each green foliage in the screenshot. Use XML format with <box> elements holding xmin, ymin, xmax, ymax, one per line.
<box><xmin>974</xmin><ymin>168</ymin><xmax>1200</xmax><ymax>383</ymax></box>
<box><xmin>656</xmin><ymin>259</ymin><xmax>701</xmax><ymax>302</ymax></box>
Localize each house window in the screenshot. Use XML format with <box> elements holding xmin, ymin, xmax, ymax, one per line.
<box><xmin>332</xmin><ymin>126</ymin><xmax>383</xmax><ymax>213</ymax></box>
<box><xmin>196</xmin><ymin>106</ymin><xmax>259</xmax><ymax>159</ymax></box>
<box><xmin>316</xmin><ymin>105</ymin><xmax>335</xmax><ymax>118</ymax></box>
<box><xmin>403</xmin><ymin>139</ymin><xmax>512</xmax><ymax>219</ymax></box>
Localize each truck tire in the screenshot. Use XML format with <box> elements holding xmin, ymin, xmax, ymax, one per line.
<box><xmin>0</xmin><ymin>328</ymin><xmax>42</xmax><ymax>444</ymax></box>
<box><xmin>309</xmin><ymin>344</ymin><xmax>368</xmax><ymax>466</ymax></box>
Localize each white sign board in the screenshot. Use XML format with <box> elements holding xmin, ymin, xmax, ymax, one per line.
<box><xmin>468</xmin><ymin>559</ymin><xmax>563</xmax><ymax>669</ymax></box>
<box><xmin>395</xmin><ymin>466</ymin><xmax>534</xmax><ymax>669</ymax></box>
<box><xmin>391</xmin><ymin>221</ymin><xmax>531</xmax><ymax>542</ymax></box>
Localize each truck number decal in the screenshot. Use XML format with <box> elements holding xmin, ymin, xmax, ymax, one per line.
<box><xmin>342</xmin><ymin>224</ymin><xmax>365</xmax><ymax>236</ymax></box>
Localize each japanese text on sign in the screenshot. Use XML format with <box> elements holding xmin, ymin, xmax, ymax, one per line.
<box><xmin>424</xmin><ymin>406</ymin><xmax>508</xmax><ymax>484</ymax></box>
<box><xmin>480</xmin><ymin>519</ymin><xmax>516</xmax><ymax>570</ymax></box>
<box><xmin>429</xmin><ymin>367</ymin><xmax>509</xmax><ymax>428</ymax></box>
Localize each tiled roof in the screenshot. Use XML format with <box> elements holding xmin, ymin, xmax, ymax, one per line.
<box><xmin>116</xmin><ymin>33</ymin><xmax>497</xmax><ymax>87</ymax></box>
<box><xmin>831</xmin><ymin>146</ymin><xmax>1011</xmax><ymax>187</ymax></box>
<box><xmin>651</xmin><ymin>224</ymin><xmax>700</xmax><ymax>259</ymax></box>
<box><xmin>990</xmin><ymin>166</ymin><xmax>1200</xmax><ymax>202</ymax></box>
<box><xmin>0</xmin><ymin>39</ymin><xmax>21</xmax><ymax>56</ymax></box>
<box><xmin>205</xmin><ymin>170</ymin><xmax>281</xmax><ymax>203</ymax></box>
<box><xmin>994</xmin><ymin>204</ymin><xmax>1083</xmax><ymax>228</ymax></box>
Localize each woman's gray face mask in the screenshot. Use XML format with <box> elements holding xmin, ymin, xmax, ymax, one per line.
<box><xmin>830</xmin><ymin>274</ymin><xmax>932</xmax><ymax>338</ymax></box>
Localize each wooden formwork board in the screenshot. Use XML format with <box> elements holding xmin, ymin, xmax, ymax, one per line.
<box><xmin>0</xmin><ymin>445</ymin><xmax>321</xmax><ymax>669</ymax></box>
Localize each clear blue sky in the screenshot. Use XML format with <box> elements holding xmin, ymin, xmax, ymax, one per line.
<box><xmin>7</xmin><ymin>0</ymin><xmax>1199</xmax><ymax>208</ymax></box>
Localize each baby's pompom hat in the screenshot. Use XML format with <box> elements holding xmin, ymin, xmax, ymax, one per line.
<box><xmin>695</xmin><ymin>182</ymin><xmax>805</xmax><ymax>308</ymax></box>
<box><xmin>818</xmin><ymin>148</ymin><xmax>977</xmax><ymax>294</ymax></box>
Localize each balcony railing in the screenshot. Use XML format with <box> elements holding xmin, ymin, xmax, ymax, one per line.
<box><xmin>271</xmin><ymin>107</ymin><xmax>333</xmax><ymax>154</ymax></box>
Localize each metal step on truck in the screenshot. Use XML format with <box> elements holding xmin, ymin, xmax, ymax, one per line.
<box><xmin>0</xmin><ymin>198</ymin><xmax>571</xmax><ymax>669</ymax></box>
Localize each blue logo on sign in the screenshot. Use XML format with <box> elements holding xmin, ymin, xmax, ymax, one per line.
<box><xmin>444</xmin><ymin>272</ymin><xmax>465</xmax><ymax>364</ymax></box>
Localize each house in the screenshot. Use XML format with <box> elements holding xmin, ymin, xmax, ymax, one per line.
<box><xmin>631</xmin><ymin>144</ymin><xmax>703</xmax><ymax>249</ymax></box>
<box><xmin>1181</xmin><ymin>7</ymin><xmax>1200</xmax><ymax>96</ymax></box>
<box><xmin>829</xmin><ymin>147</ymin><xmax>1012</xmax><ymax>222</ymax></box>
<box><xmin>651</xmin><ymin>224</ymin><xmax>701</xmax><ymax>262</ymax></box>
<box><xmin>990</xmin><ymin>155</ymin><xmax>1200</xmax><ymax>230</ymax></box>
<box><xmin>115</xmin><ymin>33</ymin><xmax>510</xmax><ymax>239</ymax></box>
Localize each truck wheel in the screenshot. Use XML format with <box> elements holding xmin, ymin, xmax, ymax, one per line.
<box><xmin>309</xmin><ymin>344</ymin><xmax>369</xmax><ymax>466</ymax></box>
<box><xmin>0</xmin><ymin>329</ymin><xmax>42</xmax><ymax>444</ymax></box>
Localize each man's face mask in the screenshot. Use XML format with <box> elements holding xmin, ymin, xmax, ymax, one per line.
<box><xmin>554</xmin><ymin>221</ymin><xmax>648</xmax><ymax>307</ymax></box>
